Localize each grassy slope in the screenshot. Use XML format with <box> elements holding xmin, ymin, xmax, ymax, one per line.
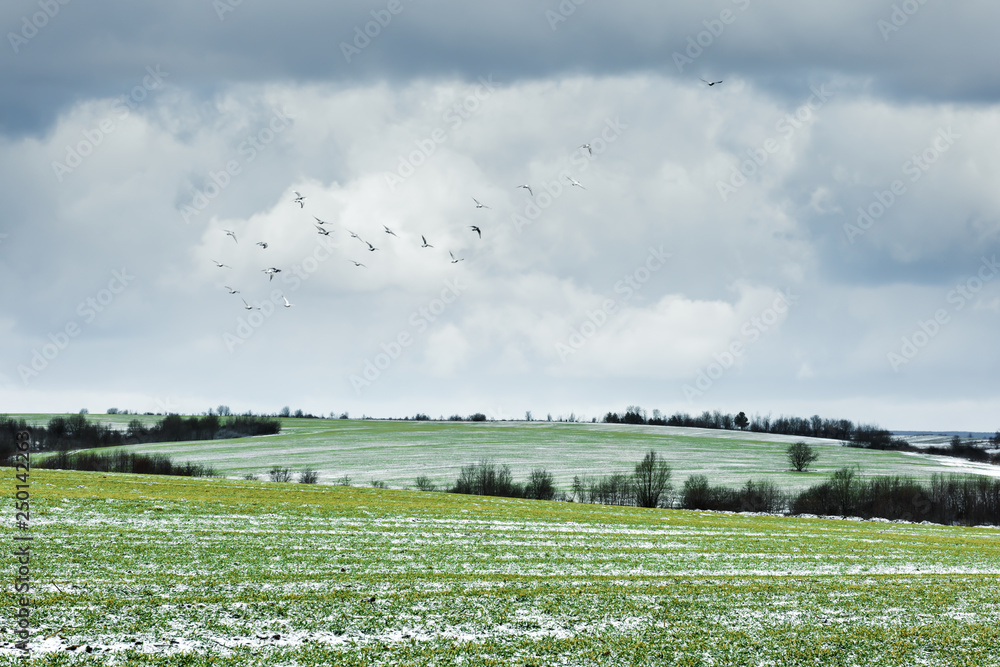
<box><xmin>14</xmin><ymin>415</ymin><xmax>1000</xmax><ymax>491</ymax></box>
<box><xmin>1</xmin><ymin>469</ymin><xmax>999</xmax><ymax>666</ymax></box>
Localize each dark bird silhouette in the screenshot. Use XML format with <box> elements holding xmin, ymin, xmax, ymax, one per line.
<box><xmin>700</xmin><ymin>78</ymin><xmax>723</xmax><ymax>86</ymax></box>
<box><xmin>470</xmin><ymin>225</ymin><xmax>481</xmax><ymax>239</ymax></box>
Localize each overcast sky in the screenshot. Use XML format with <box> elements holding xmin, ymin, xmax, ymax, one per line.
<box><xmin>1</xmin><ymin>1</ymin><xmax>998</xmax><ymax>430</ymax></box>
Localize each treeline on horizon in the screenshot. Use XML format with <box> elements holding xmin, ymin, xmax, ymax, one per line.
<box><xmin>0</xmin><ymin>412</ymin><xmax>280</xmax><ymax>457</ymax></box>
<box><xmin>601</xmin><ymin>407</ymin><xmax>1000</xmax><ymax>463</ymax></box>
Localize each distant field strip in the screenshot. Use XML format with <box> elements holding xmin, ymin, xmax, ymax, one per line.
<box><xmin>2</xmin><ymin>470</ymin><xmax>999</xmax><ymax>665</ymax></box>
<box><xmin>17</xmin><ymin>418</ymin><xmax>1000</xmax><ymax>491</ymax></box>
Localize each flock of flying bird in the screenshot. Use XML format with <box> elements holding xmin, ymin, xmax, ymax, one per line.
<box><xmin>211</xmin><ymin>76</ymin><xmax>726</xmax><ymax>312</ymax></box>
<box><xmin>211</xmin><ymin>187</ymin><xmax>508</xmax><ymax>310</ymax></box>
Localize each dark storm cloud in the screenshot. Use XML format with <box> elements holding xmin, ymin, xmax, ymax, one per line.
<box><xmin>4</xmin><ymin>1</ymin><xmax>1000</xmax><ymax>136</ymax></box>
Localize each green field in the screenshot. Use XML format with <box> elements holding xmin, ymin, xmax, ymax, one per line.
<box><xmin>2</xmin><ymin>469</ymin><xmax>999</xmax><ymax>666</ymax></box>
<box><xmin>15</xmin><ymin>416</ymin><xmax>1000</xmax><ymax>493</ymax></box>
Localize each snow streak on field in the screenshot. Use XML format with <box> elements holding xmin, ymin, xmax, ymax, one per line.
<box><xmin>2</xmin><ymin>470</ymin><xmax>1000</xmax><ymax>666</ymax></box>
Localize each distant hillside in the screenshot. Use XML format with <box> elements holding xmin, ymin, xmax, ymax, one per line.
<box><xmin>41</xmin><ymin>418</ymin><xmax>1000</xmax><ymax>492</ymax></box>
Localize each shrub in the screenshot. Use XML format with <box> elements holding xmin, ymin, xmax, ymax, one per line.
<box><xmin>268</xmin><ymin>466</ymin><xmax>292</xmax><ymax>483</ymax></box>
<box><xmin>738</xmin><ymin>480</ymin><xmax>786</xmax><ymax>513</ymax></box>
<box><xmin>299</xmin><ymin>469</ymin><xmax>319</xmax><ymax>484</ymax></box>
<box><xmin>679</xmin><ymin>475</ymin><xmax>739</xmax><ymax>511</ymax></box>
<box><xmin>414</xmin><ymin>475</ymin><xmax>437</xmax><ymax>492</ymax></box>
<box><xmin>34</xmin><ymin>451</ymin><xmax>216</xmax><ymax>478</ymax></box>
<box><xmin>524</xmin><ymin>469</ymin><xmax>556</xmax><ymax>501</ymax></box>
<box><xmin>451</xmin><ymin>460</ymin><xmax>523</xmax><ymax>498</ymax></box>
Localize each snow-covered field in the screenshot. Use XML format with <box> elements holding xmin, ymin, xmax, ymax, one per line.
<box><xmin>3</xmin><ymin>469</ymin><xmax>1000</xmax><ymax>666</ymax></box>
<box><xmin>22</xmin><ymin>417</ymin><xmax>1000</xmax><ymax>493</ymax></box>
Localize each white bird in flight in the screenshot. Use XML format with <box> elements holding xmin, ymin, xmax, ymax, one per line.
<box><xmin>516</xmin><ymin>184</ymin><xmax>533</xmax><ymax>196</ymax></box>
<box><xmin>349</xmin><ymin>260</ymin><xmax>366</xmax><ymax>268</ymax></box>
<box><xmin>700</xmin><ymin>78</ymin><xmax>723</xmax><ymax>86</ymax></box>
<box><xmin>449</xmin><ymin>251</ymin><xmax>464</xmax><ymax>264</ymax></box>
<box><xmin>263</xmin><ymin>267</ymin><xmax>281</xmax><ymax>281</ymax></box>
<box><xmin>211</xmin><ymin>259</ymin><xmax>231</xmax><ymax>268</ymax></box>
<box><xmin>421</xmin><ymin>235</ymin><xmax>433</xmax><ymax>248</ymax></box>
<box><xmin>472</xmin><ymin>197</ymin><xmax>490</xmax><ymax>210</ymax></box>
<box><xmin>292</xmin><ymin>191</ymin><xmax>306</xmax><ymax>208</ymax></box>
<box><xmin>366</xmin><ymin>241</ymin><xmax>378</xmax><ymax>252</ymax></box>
<box><xmin>224</xmin><ymin>286</ymin><xmax>239</xmax><ymax>294</ymax></box>
<box><xmin>281</xmin><ymin>295</ymin><xmax>294</xmax><ymax>308</ymax></box>
<box><xmin>225</xmin><ymin>229</ymin><xmax>238</xmax><ymax>244</ymax></box>
<box><xmin>383</xmin><ymin>225</ymin><xmax>397</xmax><ymax>237</ymax></box>
<box><xmin>566</xmin><ymin>176</ymin><xmax>586</xmax><ymax>190</ymax></box>
<box><xmin>313</xmin><ymin>216</ymin><xmax>330</xmax><ymax>226</ymax></box>
<box><xmin>241</xmin><ymin>298</ymin><xmax>254</xmax><ymax>310</ymax></box>
<box><xmin>579</xmin><ymin>144</ymin><xmax>592</xmax><ymax>156</ymax></box>
<box><xmin>315</xmin><ymin>225</ymin><xmax>330</xmax><ymax>236</ymax></box>
<box><xmin>346</xmin><ymin>229</ymin><xmax>360</xmax><ymax>239</ymax></box>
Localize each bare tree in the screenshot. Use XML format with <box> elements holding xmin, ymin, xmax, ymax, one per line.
<box><xmin>633</xmin><ymin>450</ymin><xmax>672</xmax><ymax>508</ymax></box>
<box><xmin>298</xmin><ymin>469</ymin><xmax>319</xmax><ymax>484</ymax></box>
<box><xmin>268</xmin><ymin>466</ymin><xmax>292</xmax><ymax>482</ymax></box>
<box><xmin>524</xmin><ymin>468</ymin><xmax>556</xmax><ymax>500</ymax></box>
<box><xmin>787</xmin><ymin>441</ymin><xmax>819</xmax><ymax>472</ymax></box>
